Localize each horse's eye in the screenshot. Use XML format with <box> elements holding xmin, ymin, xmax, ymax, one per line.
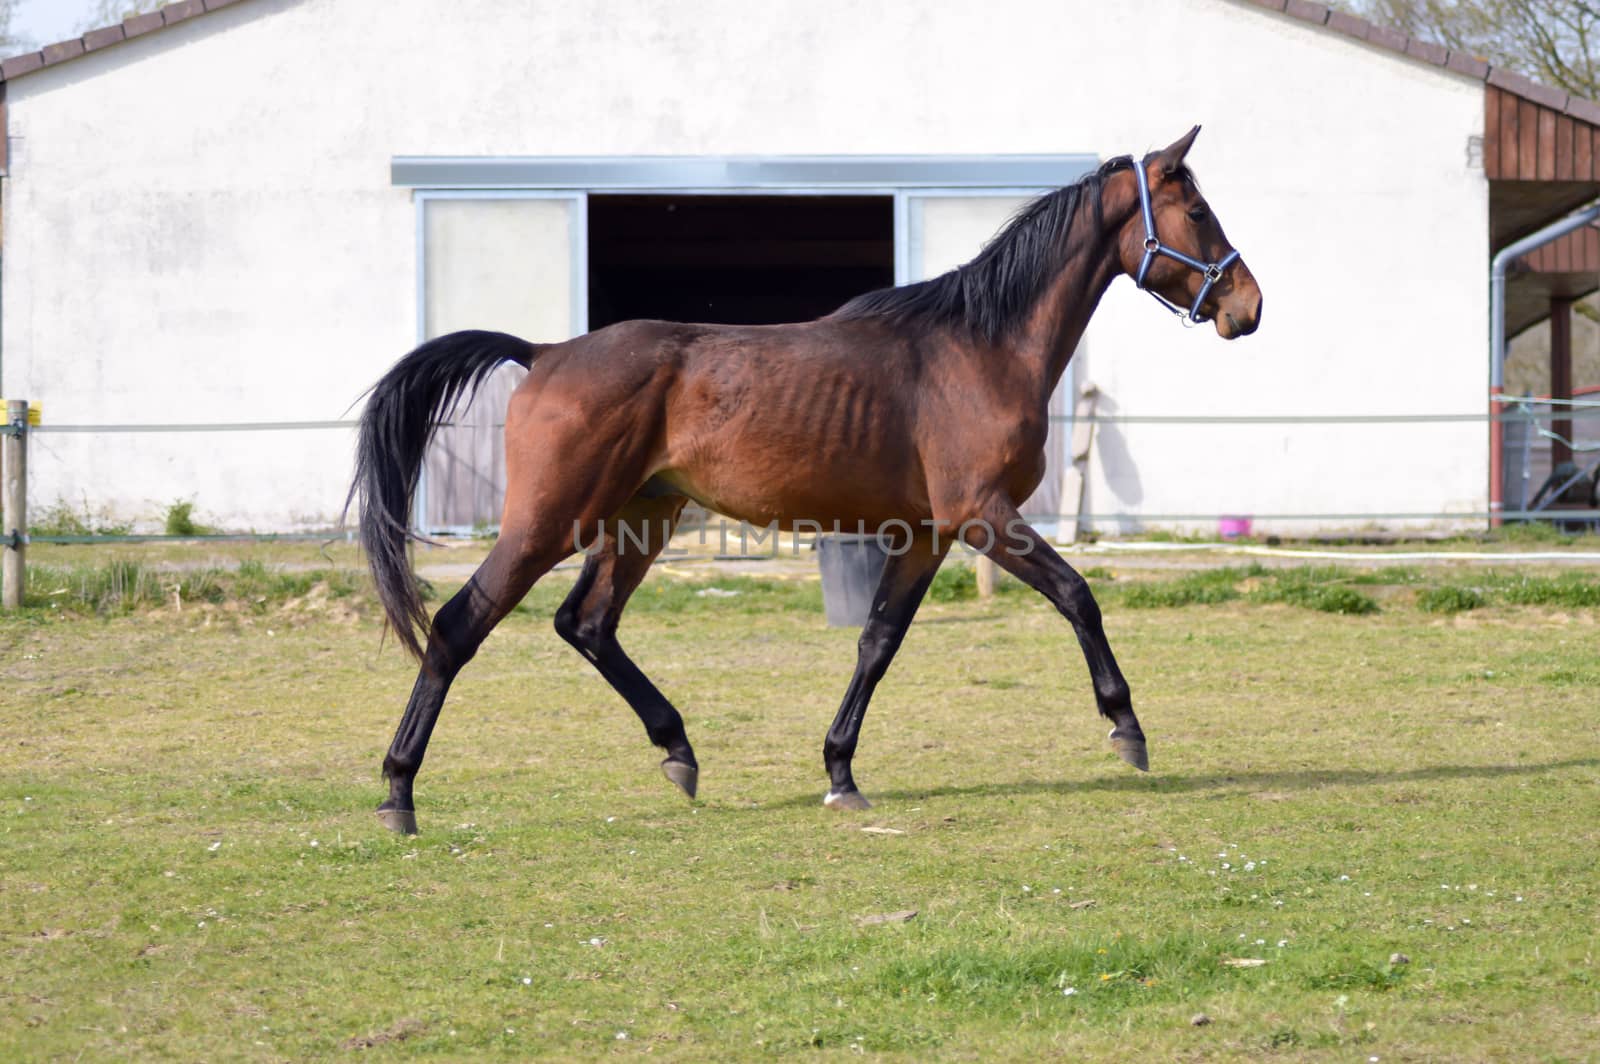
<box><xmin>1187</xmin><ymin>206</ymin><xmax>1209</xmax><ymax>223</ymax></box>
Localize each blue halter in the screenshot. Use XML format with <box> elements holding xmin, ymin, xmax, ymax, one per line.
<box><xmin>1133</xmin><ymin>161</ymin><xmax>1240</xmax><ymax>325</ymax></box>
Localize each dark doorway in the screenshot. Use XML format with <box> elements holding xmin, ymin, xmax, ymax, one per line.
<box><xmin>587</xmin><ymin>195</ymin><xmax>894</xmax><ymax>329</ymax></box>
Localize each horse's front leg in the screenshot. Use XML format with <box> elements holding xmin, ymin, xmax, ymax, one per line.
<box><xmin>964</xmin><ymin>499</ymin><xmax>1147</xmax><ymax>771</ymax></box>
<box><xmin>822</xmin><ymin>533</ymin><xmax>949</xmax><ymax>809</ymax></box>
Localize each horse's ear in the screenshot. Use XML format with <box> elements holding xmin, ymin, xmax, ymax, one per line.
<box><xmin>1155</xmin><ymin>125</ymin><xmax>1202</xmax><ymax>174</ymax></box>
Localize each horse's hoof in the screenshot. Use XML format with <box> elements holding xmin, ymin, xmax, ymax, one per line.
<box><xmin>1109</xmin><ymin>729</ymin><xmax>1149</xmax><ymax>772</ymax></box>
<box><xmin>661</xmin><ymin>758</ymin><xmax>698</xmax><ymax>799</ymax></box>
<box><xmin>376</xmin><ymin>806</ymin><xmax>419</xmax><ymax>835</ymax></box>
<box><xmin>823</xmin><ymin>789</ymin><xmax>872</xmax><ymax>811</ymax></box>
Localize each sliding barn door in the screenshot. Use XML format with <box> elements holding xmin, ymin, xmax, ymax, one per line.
<box><xmin>416</xmin><ymin>194</ymin><xmax>585</xmax><ymax>531</ymax></box>
<box><xmin>901</xmin><ymin>192</ymin><xmax>1072</xmax><ymax>526</ymax></box>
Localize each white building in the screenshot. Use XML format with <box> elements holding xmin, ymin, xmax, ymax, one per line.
<box><xmin>1</xmin><ymin>0</ymin><xmax>1593</xmax><ymax>534</ymax></box>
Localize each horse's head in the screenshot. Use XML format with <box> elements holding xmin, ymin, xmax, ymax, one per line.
<box><xmin>1119</xmin><ymin>126</ymin><xmax>1262</xmax><ymax>339</ymax></box>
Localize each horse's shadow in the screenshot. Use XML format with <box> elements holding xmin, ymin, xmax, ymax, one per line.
<box><xmin>752</xmin><ymin>756</ymin><xmax>1600</xmax><ymax>811</ymax></box>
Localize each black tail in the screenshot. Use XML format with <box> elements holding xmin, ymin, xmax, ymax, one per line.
<box><xmin>346</xmin><ymin>330</ymin><xmax>538</xmax><ymax>659</ymax></box>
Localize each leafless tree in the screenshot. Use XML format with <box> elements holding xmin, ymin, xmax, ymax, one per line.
<box><xmin>1</xmin><ymin>0</ymin><xmax>35</xmax><ymax>56</ymax></box>
<box><xmin>1346</xmin><ymin>1</ymin><xmax>1600</xmax><ymax>97</ymax></box>
<box><xmin>78</xmin><ymin>1</ymin><xmax>168</xmax><ymax>34</ymax></box>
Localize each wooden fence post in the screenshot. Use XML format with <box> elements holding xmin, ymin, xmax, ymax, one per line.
<box><xmin>976</xmin><ymin>555</ymin><xmax>997</xmax><ymax>598</ymax></box>
<box><xmin>3</xmin><ymin>399</ymin><xmax>26</xmax><ymax>610</ymax></box>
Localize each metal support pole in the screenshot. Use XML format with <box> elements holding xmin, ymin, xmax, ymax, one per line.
<box><xmin>1519</xmin><ymin>403</ymin><xmax>1535</xmax><ymax>513</ymax></box>
<box><xmin>1489</xmin><ymin>385</ymin><xmax>1505</xmax><ymax>528</ymax></box>
<box><xmin>1550</xmin><ymin>296</ymin><xmax>1574</xmax><ymax>468</ymax></box>
<box><xmin>1488</xmin><ymin>203</ymin><xmax>1600</xmax><ymax>527</ymax></box>
<box><xmin>3</xmin><ymin>399</ymin><xmax>26</xmax><ymax>610</ymax></box>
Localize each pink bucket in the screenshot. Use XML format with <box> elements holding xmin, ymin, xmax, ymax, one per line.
<box><xmin>1218</xmin><ymin>515</ymin><xmax>1253</xmax><ymax>540</ymax></box>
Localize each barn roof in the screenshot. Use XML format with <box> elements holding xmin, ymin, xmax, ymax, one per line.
<box><xmin>0</xmin><ymin>0</ymin><xmax>1596</xmax><ymax>332</ymax></box>
<box><xmin>0</xmin><ymin>0</ymin><xmax>1588</xmax><ymax>122</ymax></box>
<box><xmin>0</xmin><ymin>0</ymin><xmax>245</xmax><ymax>80</ymax></box>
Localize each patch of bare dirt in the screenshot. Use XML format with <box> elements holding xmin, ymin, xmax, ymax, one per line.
<box><xmin>340</xmin><ymin>1018</ymin><xmax>425</xmax><ymax>1050</ymax></box>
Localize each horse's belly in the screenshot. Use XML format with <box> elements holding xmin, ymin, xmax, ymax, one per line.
<box><xmin>656</xmin><ymin>355</ymin><xmax>931</xmax><ymax>527</ymax></box>
<box><xmin>656</xmin><ymin>422</ymin><xmax>927</xmax><ymax>530</ymax></box>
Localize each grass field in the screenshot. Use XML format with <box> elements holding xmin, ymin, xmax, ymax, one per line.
<box><xmin>2</xmin><ymin>546</ymin><xmax>1598</xmax><ymax>1060</ymax></box>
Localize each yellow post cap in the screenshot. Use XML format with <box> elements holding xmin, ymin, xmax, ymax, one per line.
<box><xmin>1</xmin><ymin>401</ymin><xmax>42</xmax><ymax>426</ymax></box>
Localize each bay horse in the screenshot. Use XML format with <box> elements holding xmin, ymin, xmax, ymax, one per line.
<box><xmin>350</xmin><ymin>127</ymin><xmax>1261</xmax><ymax>833</ymax></box>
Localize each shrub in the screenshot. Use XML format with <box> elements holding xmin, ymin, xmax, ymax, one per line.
<box><xmin>164</xmin><ymin>499</ymin><xmax>211</xmax><ymax>537</ymax></box>
<box><xmin>1297</xmin><ymin>586</ymin><xmax>1379</xmax><ymax>615</ymax></box>
<box><xmin>1417</xmin><ymin>585</ymin><xmax>1485</xmax><ymax>614</ymax></box>
<box><xmin>928</xmin><ymin>564</ymin><xmax>978</xmax><ymax>602</ymax></box>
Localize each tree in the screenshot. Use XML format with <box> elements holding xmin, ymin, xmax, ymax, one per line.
<box><xmin>1343</xmin><ymin>1</ymin><xmax>1600</xmax><ymax>98</ymax></box>
<box><xmin>1</xmin><ymin>0</ymin><xmax>35</xmax><ymax>56</ymax></box>
<box><xmin>78</xmin><ymin>1</ymin><xmax>169</xmax><ymax>34</ymax></box>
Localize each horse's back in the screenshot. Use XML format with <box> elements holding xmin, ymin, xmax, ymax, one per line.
<box><xmin>501</xmin><ymin>315</ymin><xmax>932</xmax><ymax>526</ymax></box>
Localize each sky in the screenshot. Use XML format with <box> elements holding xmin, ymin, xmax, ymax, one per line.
<box><xmin>12</xmin><ymin>0</ymin><xmax>110</xmax><ymax>49</ymax></box>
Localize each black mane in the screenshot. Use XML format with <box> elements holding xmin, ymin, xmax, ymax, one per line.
<box><xmin>832</xmin><ymin>155</ymin><xmax>1135</xmax><ymax>344</ymax></box>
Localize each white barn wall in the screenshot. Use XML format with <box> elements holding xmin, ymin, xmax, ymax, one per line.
<box><xmin>1</xmin><ymin>0</ymin><xmax>1487</xmax><ymax>532</ymax></box>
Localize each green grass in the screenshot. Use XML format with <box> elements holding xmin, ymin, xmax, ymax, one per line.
<box><xmin>22</xmin><ymin>558</ymin><xmax>368</xmax><ymax>617</ymax></box>
<box><xmin>517</xmin><ymin>572</ymin><xmax>823</xmax><ymax>617</ymax></box>
<box><xmin>1489</xmin><ymin>571</ymin><xmax>1600</xmax><ymax>608</ymax></box>
<box><xmin>1247</xmin><ymin>567</ymin><xmax>1380</xmax><ymax>616</ymax></box>
<box><xmin>2</xmin><ymin>548</ymin><xmax>1599</xmax><ymax>1059</ymax></box>
<box><xmin>1120</xmin><ymin>567</ymin><xmax>1242</xmax><ymax>608</ymax></box>
<box><xmin>1106</xmin><ymin>564</ymin><xmax>1600</xmax><ymax>618</ymax></box>
<box><xmin>1491</xmin><ymin>520</ymin><xmax>1595</xmax><ymax>546</ymax></box>
<box><xmin>1113</xmin><ymin>565</ymin><xmax>1383</xmax><ymax>614</ymax></box>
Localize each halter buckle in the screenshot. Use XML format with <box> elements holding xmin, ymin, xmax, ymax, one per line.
<box><xmin>1143</xmin><ymin>237</ymin><xmax>1160</xmax><ymax>253</ymax></box>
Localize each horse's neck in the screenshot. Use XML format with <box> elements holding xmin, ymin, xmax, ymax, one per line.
<box><xmin>1019</xmin><ymin>219</ymin><xmax>1126</xmax><ymax>397</ymax></box>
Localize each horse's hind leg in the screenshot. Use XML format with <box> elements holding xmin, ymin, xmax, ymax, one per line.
<box><xmin>377</xmin><ymin>533</ymin><xmax>566</xmax><ymax>833</ymax></box>
<box><xmin>553</xmin><ymin>494</ymin><xmax>700</xmax><ymax>797</ymax></box>
<box><xmin>822</xmin><ymin>533</ymin><xmax>948</xmax><ymax>810</ymax></box>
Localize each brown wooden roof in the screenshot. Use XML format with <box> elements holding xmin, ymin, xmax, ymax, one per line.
<box><xmin>1486</xmin><ymin>85</ymin><xmax>1600</xmax><ymax>181</ymax></box>
<box><xmin>1519</xmin><ymin>227</ymin><xmax>1600</xmax><ymax>273</ymax></box>
<box><xmin>1507</xmin><ymin>223</ymin><xmax>1600</xmax><ymax>336</ymax></box>
<box><xmin>1486</xmin><ymin>85</ymin><xmax>1600</xmax><ymax>253</ymax></box>
<box><xmin>1481</xmin><ymin>83</ymin><xmax>1600</xmax><ymax>334</ymax></box>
